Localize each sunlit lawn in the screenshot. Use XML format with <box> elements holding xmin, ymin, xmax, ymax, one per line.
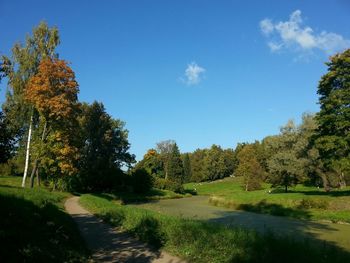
<box><xmin>185</xmin><ymin>177</ymin><xmax>350</xmax><ymax>223</ymax></box>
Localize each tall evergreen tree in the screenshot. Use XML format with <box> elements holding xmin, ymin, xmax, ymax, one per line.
<box><xmin>167</xmin><ymin>143</ymin><xmax>184</xmax><ymax>184</ymax></box>
<box><xmin>182</xmin><ymin>153</ymin><xmax>192</xmax><ymax>183</ymax></box>
<box><xmin>315</xmin><ymin>49</ymin><xmax>350</xmax><ymax>189</ymax></box>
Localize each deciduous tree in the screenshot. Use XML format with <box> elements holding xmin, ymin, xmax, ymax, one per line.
<box><xmin>235</xmin><ymin>144</ymin><xmax>264</xmax><ymax>191</ymax></box>
<box><xmin>315</xmin><ymin>49</ymin><xmax>350</xmax><ymax>189</ymax></box>
<box><xmin>25</xmin><ymin>58</ymin><xmax>79</xmax><ymax>188</ymax></box>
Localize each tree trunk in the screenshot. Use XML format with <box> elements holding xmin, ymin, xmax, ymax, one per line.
<box><xmin>36</xmin><ymin>168</ymin><xmax>40</xmax><ymax>186</ymax></box>
<box><xmin>22</xmin><ymin>115</ymin><xmax>33</xmax><ymax>188</ymax></box>
<box><xmin>285</xmin><ymin>185</ymin><xmax>288</xmax><ymax>193</ymax></box>
<box><xmin>29</xmin><ymin>121</ymin><xmax>47</xmax><ymax>188</ymax></box>
<box><xmin>29</xmin><ymin>159</ymin><xmax>38</xmax><ymax>188</ymax></box>
<box><xmin>321</xmin><ymin>173</ymin><xmax>331</xmax><ymax>192</ymax></box>
<box><xmin>339</xmin><ymin>172</ymin><xmax>346</xmax><ymax>189</ymax></box>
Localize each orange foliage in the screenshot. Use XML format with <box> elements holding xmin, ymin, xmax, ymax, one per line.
<box><xmin>25</xmin><ymin>58</ymin><xmax>79</xmax><ymax>122</ymax></box>
<box><xmin>144</xmin><ymin>149</ymin><xmax>157</xmax><ymax>159</ymax></box>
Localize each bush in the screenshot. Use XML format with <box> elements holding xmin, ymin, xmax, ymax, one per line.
<box><xmin>131</xmin><ymin>168</ymin><xmax>153</xmax><ymax>194</ymax></box>
<box><xmin>298</xmin><ymin>198</ymin><xmax>329</xmax><ymax>209</ymax></box>
<box><xmin>153</xmin><ymin>177</ymin><xmax>167</xmax><ymax>189</ymax></box>
<box><xmin>164</xmin><ymin>180</ymin><xmax>184</xmax><ymax>193</ymax></box>
<box><xmin>153</xmin><ymin>177</ymin><xmax>184</xmax><ymax>193</ymax></box>
<box><xmin>0</xmin><ymin>161</ymin><xmax>17</xmax><ymax>176</ymax></box>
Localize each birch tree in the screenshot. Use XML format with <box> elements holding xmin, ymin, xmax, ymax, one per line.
<box><xmin>1</xmin><ymin>22</ymin><xmax>59</xmax><ymax>187</ymax></box>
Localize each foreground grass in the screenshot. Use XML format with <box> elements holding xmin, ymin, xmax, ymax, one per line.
<box><xmin>185</xmin><ymin>177</ymin><xmax>350</xmax><ymax>223</ymax></box>
<box><xmin>0</xmin><ymin>176</ymin><xmax>88</xmax><ymax>262</ymax></box>
<box><xmin>80</xmin><ymin>193</ymin><xmax>350</xmax><ymax>263</ymax></box>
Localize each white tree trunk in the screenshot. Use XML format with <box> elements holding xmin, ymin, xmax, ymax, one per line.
<box><xmin>22</xmin><ymin>115</ymin><xmax>33</xmax><ymax>188</ymax></box>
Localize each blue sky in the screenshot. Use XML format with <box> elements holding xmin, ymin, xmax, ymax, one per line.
<box><xmin>1</xmin><ymin>0</ymin><xmax>350</xmax><ymax>160</ymax></box>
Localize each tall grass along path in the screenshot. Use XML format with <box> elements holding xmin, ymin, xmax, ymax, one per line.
<box><xmin>64</xmin><ymin>196</ymin><xmax>185</xmax><ymax>263</ymax></box>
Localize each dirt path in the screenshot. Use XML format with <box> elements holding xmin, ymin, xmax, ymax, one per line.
<box><xmin>65</xmin><ymin>196</ymin><xmax>185</xmax><ymax>263</ymax></box>
<box><xmin>133</xmin><ymin>196</ymin><xmax>350</xmax><ymax>252</ymax></box>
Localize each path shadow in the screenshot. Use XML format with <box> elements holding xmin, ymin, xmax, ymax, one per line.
<box><xmin>71</xmin><ymin>212</ymin><xmax>177</xmax><ymax>262</ymax></box>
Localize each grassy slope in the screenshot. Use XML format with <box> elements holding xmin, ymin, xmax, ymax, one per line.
<box><xmin>0</xmin><ymin>176</ymin><xmax>88</xmax><ymax>262</ymax></box>
<box><xmin>80</xmin><ymin>193</ymin><xmax>350</xmax><ymax>263</ymax></box>
<box><xmin>184</xmin><ymin>177</ymin><xmax>350</xmax><ymax>223</ymax></box>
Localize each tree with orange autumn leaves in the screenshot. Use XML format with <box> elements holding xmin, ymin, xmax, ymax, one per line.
<box><xmin>2</xmin><ymin>22</ymin><xmax>135</xmax><ymax>191</ymax></box>
<box><xmin>25</xmin><ymin>58</ymin><xmax>80</xmax><ymax>188</ymax></box>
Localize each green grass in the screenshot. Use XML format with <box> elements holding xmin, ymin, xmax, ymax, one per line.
<box><xmin>80</xmin><ymin>193</ymin><xmax>350</xmax><ymax>263</ymax></box>
<box><xmin>185</xmin><ymin>177</ymin><xmax>350</xmax><ymax>223</ymax></box>
<box><xmin>0</xmin><ymin>176</ymin><xmax>88</xmax><ymax>262</ymax></box>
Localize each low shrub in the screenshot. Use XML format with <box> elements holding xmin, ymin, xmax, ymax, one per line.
<box><xmin>209</xmin><ymin>196</ymin><xmax>237</xmax><ymax>209</ymax></box>
<box><xmin>298</xmin><ymin>198</ymin><xmax>329</xmax><ymax>209</ymax></box>
<box><xmin>153</xmin><ymin>177</ymin><xmax>167</xmax><ymax>189</ymax></box>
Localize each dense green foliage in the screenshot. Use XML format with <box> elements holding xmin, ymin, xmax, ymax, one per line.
<box><xmin>315</xmin><ymin>49</ymin><xmax>350</xmax><ymax>190</ymax></box>
<box><xmin>182</xmin><ymin>153</ymin><xmax>192</xmax><ymax>183</ymax></box>
<box><xmin>0</xmin><ymin>111</ymin><xmax>14</xmax><ymax>163</ymax></box>
<box><xmin>75</xmin><ymin>102</ymin><xmax>135</xmax><ymax>191</ymax></box>
<box><xmin>0</xmin><ymin>177</ymin><xmax>88</xmax><ymax>262</ymax></box>
<box><xmin>167</xmin><ymin>143</ymin><xmax>184</xmax><ymax>184</ymax></box>
<box><xmin>136</xmin><ymin>141</ymin><xmax>186</xmax><ymax>193</ymax></box>
<box><xmin>189</xmin><ymin>145</ymin><xmax>235</xmax><ymax>182</ymax></box>
<box><xmin>80</xmin><ymin>193</ymin><xmax>350</xmax><ymax>263</ymax></box>
<box><xmin>235</xmin><ymin>144</ymin><xmax>264</xmax><ymax>191</ymax></box>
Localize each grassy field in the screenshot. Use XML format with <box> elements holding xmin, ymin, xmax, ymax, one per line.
<box><xmin>0</xmin><ymin>176</ymin><xmax>88</xmax><ymax>262</ymax></box>
<box><xmin>184</xmin><ymin>177</ymin><xmax>350</xmax><ymax>223</ymax></box>
<box><xmin>80</xmin><ymin>193</ymin><xmax>350</xmax><ymax>263</ymax></box>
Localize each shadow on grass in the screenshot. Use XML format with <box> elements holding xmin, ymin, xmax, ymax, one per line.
<box><xmin>207</xmin><ymin>208</ymin><xmax>350</xmax><ymax>259</ymax></box>
<box><xmin>184</xmin><ymin>188</ymin><xmax>197</xmax><ymax>195</ymax></box>
<box><xmin>237</xmin><ymin>199</ymin><xmax>312</xmax><ymax>219</ymax></box>
<box><xmin>290</xmin><ymin>189</ymin><xmax>350</xmax><ymax>197</ymax></box>
<box><xmin>0</xmin><ymin>192</ymin><xmax>88</xmax><ymax>262</ymax></box>
<box><xmin>110</xmin><ymin>189</ymin><xmax>179</xmax><ymax>204</ymax></box>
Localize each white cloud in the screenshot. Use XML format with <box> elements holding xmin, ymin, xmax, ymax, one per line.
<box><xmin>183</xmin><ymin>62</ymin><xmax>206</xmax><ymax>85</ymax></box>
<box><xmin>260</xmin><ymin>10</ymin><xmax>350</xmax><ymax>55</ymax></box>
<box><xmin>260</xmin><ymin>19</ymin><xmax>274</xmax><ymax>36</ymax></box>
<box><xmin>268</xmin><ymin>42</ymin><xmax>283</xmax><ymax>52</ymax></box>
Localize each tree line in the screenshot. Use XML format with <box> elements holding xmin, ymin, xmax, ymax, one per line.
<box><xmin>136</xmin><ymin>49</ymin><xmax>350</xmax><ymax>193</ymax></box>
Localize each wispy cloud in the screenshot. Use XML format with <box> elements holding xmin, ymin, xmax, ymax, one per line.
<box><xmin>182</xmin><ymin>62</ymin><xmax>206</xmax><ymax>85</ymax></box>
<box><xmin>259</xmin><ymin>10</ymin><xmax>350</xmax><ymax>55</ymax></box>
